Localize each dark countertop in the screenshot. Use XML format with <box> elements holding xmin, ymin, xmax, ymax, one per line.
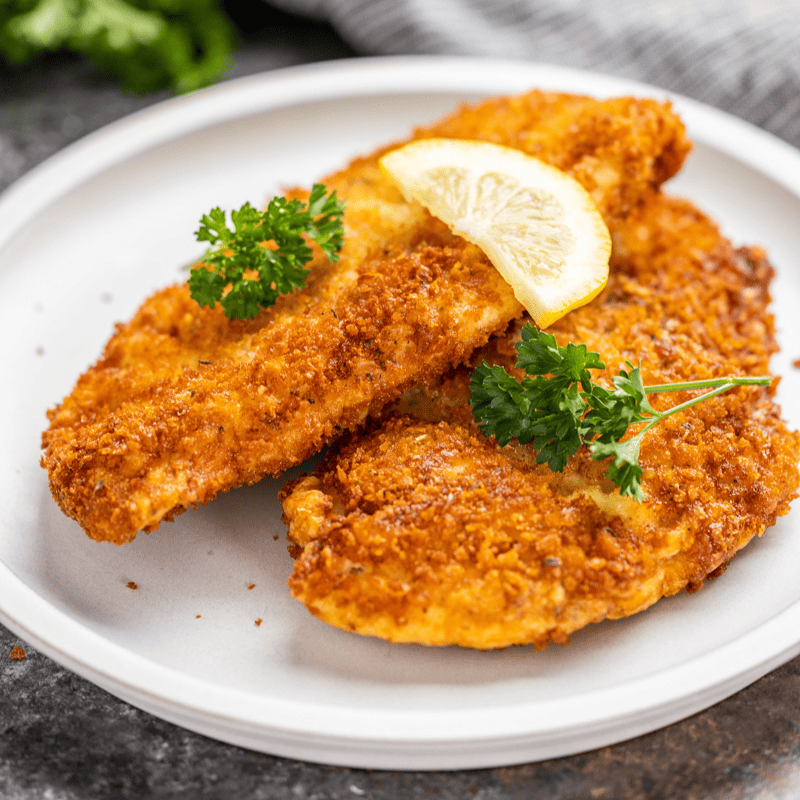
<box><xmin>3</xmin><ymin>6</ymin><xmax>800</xmax><ymax>799</ymax></box>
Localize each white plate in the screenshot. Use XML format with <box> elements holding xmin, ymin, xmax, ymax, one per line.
<box><xmin>1</xmin><ymin>56</ymin><xmax>799</xmax><ymax>771</ymax></box>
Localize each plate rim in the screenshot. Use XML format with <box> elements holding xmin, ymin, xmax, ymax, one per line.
<box><xmin>2</xmin><ymin>55</ymin><xmax>800</xmax><ymax>769</ymax></box>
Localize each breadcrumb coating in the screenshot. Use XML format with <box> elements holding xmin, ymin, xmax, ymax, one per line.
<box><xmin>42</xmin><ymin>91</ymin><xmax>689</xmax><ymax>544</ymax></box>
<box><xmin>282</xmin><ymin>195</ymin><xmax>800</xmax><ymax>649</ymax></box>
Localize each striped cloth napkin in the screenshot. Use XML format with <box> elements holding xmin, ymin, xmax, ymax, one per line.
<box><xmin>268</xmin><ymin>0</ymin><xmax>800</xmax><ymax>148</ymax></box>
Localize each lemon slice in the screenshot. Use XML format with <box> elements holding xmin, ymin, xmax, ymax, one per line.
<box><xmin>380</xmin><ymin>138</ymin><xmax>611</xmax><ymax>327</ymax></box>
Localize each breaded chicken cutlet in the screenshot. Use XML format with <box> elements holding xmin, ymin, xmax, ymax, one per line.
<box><xmin>42</xmin><ymin>91</ymin><xmax>690</xmax><ymax>544</ymax></box>
<box><xmin>281</xmin><ymin>194</ymin><xmax>800</xmax><ymax>650</ymax></box>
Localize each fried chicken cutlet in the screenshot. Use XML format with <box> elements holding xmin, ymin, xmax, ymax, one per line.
<box><xmin>282</xmin><ymin>194</ymin><xmax>800</xmax><ymax>650</ymax></box>
<box><xmin>42</xmin><ymin>91</ymin><xmax>690</xmax><ymax>545</ymax></box>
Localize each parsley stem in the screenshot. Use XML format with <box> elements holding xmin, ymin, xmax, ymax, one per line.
<box><xmin>635</xmin><ymin>376</ymin><xmax>771</xmax><ymax>435</ymax></box>
<box><xmin>643</xmin><ymin>376</ymin><xmax>771</xmax><ymax>394</ymax></box>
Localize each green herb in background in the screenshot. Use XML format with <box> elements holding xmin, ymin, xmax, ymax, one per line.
<box><xmin>188</xmin><ymin>184</ymin><xmax>345</xmax><ymax>320</ymax></box>
<box><xmin>469</xmin><ymin>323</ymin><xmax>771</xmax><ymax>501</ymax></box>
<box><xmin>0</xmin><ymin>0</ymin><xmax>236</xmax><ymax>93</ymax></box>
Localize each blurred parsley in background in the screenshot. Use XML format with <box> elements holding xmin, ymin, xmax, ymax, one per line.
<box><xmin>0</xmin><ymin>0</ymin><xmax>238</xmax><ymax>93</ymax></box>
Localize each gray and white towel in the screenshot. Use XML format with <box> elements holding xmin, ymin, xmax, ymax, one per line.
<box><xmin>268</xmin><ymin>0</ymin><xmax>800</xmax><ymax>148</ymax></box>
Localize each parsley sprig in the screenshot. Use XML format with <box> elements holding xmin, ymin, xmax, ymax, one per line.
<box><xmin>0</xmin><ymin>0</ymin><xmax>235</xmax><ymax>94</ymax></box>
<box><xmin>188</xmin><ymin>184</ymin><xmax>344</xmax><ymax>320</ymax></box>
<box><xmin>469</xmin><ymin>324</ymin><xmax>771</xmax><ymax>501</ymax></box>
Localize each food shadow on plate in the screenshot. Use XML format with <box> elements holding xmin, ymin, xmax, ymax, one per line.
<box><xmin>276</xmin><ymin>539</ymin><xmax>774</xmax><ymax>700</ymax></box>
<box><xmin>23</xmin><ymin>448</ymin><xmax>796</xmax><ymax>705</ymax></box>
<box><xmin>25</xmin><ymin>457</ymin><xmax>319</xmax><ymax>639</ymax></box>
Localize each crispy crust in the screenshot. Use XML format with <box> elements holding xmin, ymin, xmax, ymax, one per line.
<box><xmin>282</xmin><ymin>195</ymin><xmax>800</xmax><ymax>649</ymax></box>
<box><xmin>42</xmin><ymin>91</ymin><xmax>690</xmax><ymax>544</ymax></box>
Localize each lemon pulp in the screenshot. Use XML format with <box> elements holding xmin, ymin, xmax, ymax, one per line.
<box><xmin>380</xmin><ymin>138</ymin><xmax>611</xmax><ymax>327</ymax></box>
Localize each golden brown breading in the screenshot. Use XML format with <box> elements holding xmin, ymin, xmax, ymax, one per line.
<box><xmin>282</xmin><ymin>195</ymin><xmax>800</xmax><ymax>649</ymax></box>
<box><xmin>42</xmin><ymin>91</ymin><xmax>690</xmax><ymax>545</ymax></box>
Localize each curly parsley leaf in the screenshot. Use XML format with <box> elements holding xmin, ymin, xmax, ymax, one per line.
<box><xmin>188</xmin><ymin>185</ymin><xmax>345</xmax><ymax>320</ymax></box>
<box><xmin>469</xmin><ymin>362</ymin><xmax>535</xmax><ymax>447</ymax></box>
<box><xmin>470</xmin><ymin>323</ymin><xmax>771</xmax><ymax>500</ymax></box>
<box><xmin>589</xmin><ymin>436</ymin><xmax>645</xmax><ymax>501</ymax></box>
<box><xmin>515</xmin><ymin>325</ymin><xmax>605</xmax><ymax>390</ymax></box>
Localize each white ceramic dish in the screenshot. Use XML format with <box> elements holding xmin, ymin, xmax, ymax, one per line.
<box><xmin>1</xmin><ymin>57</ymin><xmax>799</xmax><ymax>771</ymax></box>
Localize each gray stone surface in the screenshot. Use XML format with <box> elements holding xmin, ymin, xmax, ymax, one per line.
<box><xmin>6</xmin><ymin>616</ymin><xmax>800</xmax><ymax>799</ymax></box>
<box><xmin>3</xmin><ymin>5</ymin><xmax>800</xmax><ymax>799</ymax></box>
